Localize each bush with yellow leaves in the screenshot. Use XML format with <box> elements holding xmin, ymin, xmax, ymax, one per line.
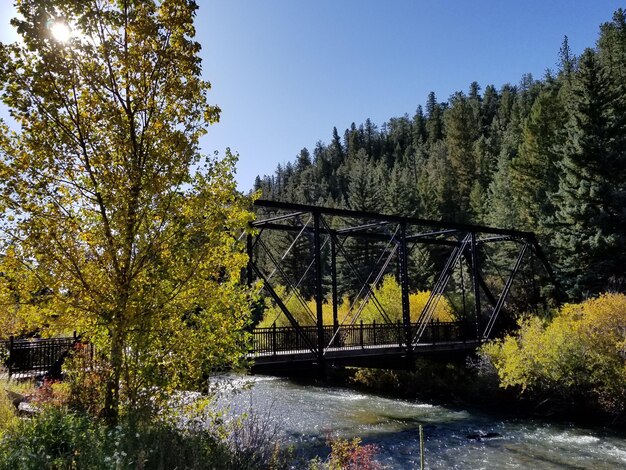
<box><xmin>481</xmin><ymin>292</ymin><xmax>626</xmax><ymax>415</ymax></box>
<box><xmin>258</xmin><ymin>275</ymin><xmax>454</xmax><ymax>328</ymax></box>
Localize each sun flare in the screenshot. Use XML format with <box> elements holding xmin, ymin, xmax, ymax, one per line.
<box><xmin>50</xmin><ymin>21</ymin><xmax>71</xmax><ymax>43</ymax></box>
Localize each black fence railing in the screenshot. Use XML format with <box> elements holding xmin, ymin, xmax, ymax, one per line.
<box><xmin>1</xmin><ymin>335</ymin><xmax>81</xmax><ymax>378</ymax></box>
<box><xmin>251</xmin><ymin>320</ymin><xmax>477</xmax><ymax>355</ymax></box>
<box><xmin>416</xmin><ymin>319</ymin><xmax>477</xmax><ymax>344</ymax></box>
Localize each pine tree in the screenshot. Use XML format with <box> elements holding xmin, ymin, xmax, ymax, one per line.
<box><xmin>551</xmin><ymin>49</ymin><xmax>626</xmax><ymax>297</ymax></box>
<box><xmin>486</xmin><ymin>152</ymin><xmax>521</xmax><ymax>229</ymax></box>
<box><xmin>481</xmin><ymin>85</ymin><xmax>500</xmax><ymax>134</ymax></box>
<box><xmin>330</xmin><ymin>126</ymin><xmax>345</xmax><ymax>166</ymax></box>
<box><xmin>558</xmin><ymin>35</ymin><xmax>576</xmax><ymax>82</ymax></box>
<box><xmin>364</xmin><ymin>118</ymin><xmax>379</xmax><ymax>157</ymax></box>
<box><xmin>417</xmin><ymin>141</ymin><xmax>457</xmax><ymax>220</ymax></box>
<box><xmin>387</xmin><ymin>115</ymin><xmax>412</xmax><ymax>165</ymax></box>
<box><xmin>425</xmin><ymin>91</ymin><xmax>444</xmax><ymax>144</ymax></box>
<box><xmin>598</xmin><ymin>9</ymin><xmax>626</xmax><ymax>85</ymax></box>
<box><xmin>445</xmin><ymin>92</ymin><xmax>481</xmax><ymax>219</ymax></box>
<box><xmin>346</xmin><ymin>122</ymin><xmax>362</xmax><ymax>160</ymax></box>
<box><xmin>384</xmin><ymin>162</ymin><xmax>417</xmax><ymax>216</ymax></box>
<box><xmin>296</xmin><ymin>147</ymin><xmax>312</xmax><ymax>172</ymax></box>
<box><xmin>347</xmin><ymin>149</ymin><xmax>383</xmax><ymax>212</ymax></box>
<box><xmin>511</xmin><ymin>84</ymin><xmax>565</xmax><ymax>232</ymax></box>
<box><xmin>412</xmin><ymin>105</ymin><xmax>427</xmax><ymax>148</ymax></box>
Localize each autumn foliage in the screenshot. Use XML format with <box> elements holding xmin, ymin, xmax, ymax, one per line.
<box><xmin>258</xmin><ymin>274</ymin><xmax>453</xmax><ymax>328</ymax></box>
<box><xmin>481</xmin><ymin>292</ymin><xmax>626</xmax><ymax>415</ymax></box>
<box><xmin>0</xmin><ymin>0</ymin><xmax>255</xmax><ymax>421</ymax></box>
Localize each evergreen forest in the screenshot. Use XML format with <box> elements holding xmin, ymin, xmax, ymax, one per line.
<box><xmin>253</xmin><ymin>9</ymin><xmax>626</xmax><ymax>302</ymax></box>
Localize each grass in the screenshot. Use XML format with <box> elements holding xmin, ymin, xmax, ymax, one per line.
<box><xmin>0</xmin><ymin>376</ymin><xmax>292</xmax><ymax>470</ymax></box>
<box><xmin>0</xmin><ymin>372</ymin><xmax>385</xmax><ymax>469</ymax></box>
<box><xmin>0</xmin><ymin>376</ymin><xmax>35</xmax><ymax>436</ymax></box>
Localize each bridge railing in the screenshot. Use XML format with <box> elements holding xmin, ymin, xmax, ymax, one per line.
<box><xmin>1</xmin><ymin>335</ymin><xmax>83</xmax><ymax>378</ymax></box>
<box><xmin>252</xmin><ymin>325</ymin><xmax>321</xmax><ymax>355</ymax></box>
<box><xmin>414</xmin><ymin>319</ymin><xmax>477</xmax><ymax>345</ymax></box>
<box><xmin>331</xmin><ymin>321</ymin><xmax>405</xmax><ymax>351</ymax></box>
<box><xmin>251</xmin><ymin>320</ymin><xmax>476</xmax><ymax>355</ymax></box>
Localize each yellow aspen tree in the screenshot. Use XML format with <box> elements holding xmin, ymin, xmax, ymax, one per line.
<box><xmin>0</xmin><ymin>0</ymin><xmax>254</xmax><ymax>421</ymax></box>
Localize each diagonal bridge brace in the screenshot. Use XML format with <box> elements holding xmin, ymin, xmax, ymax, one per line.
<box><xmin>256</xmin><ymin>237</ymin><xmax>317</xmax><ymax>324</ymax></box>
<box><xmin>320</xmin><ymin>216</ymin><xmax>397</xmax><ymax>326</ymax></box>
<box><xmin>249</xmin><ymin>262</ymin><xmax>318</xmax><ymax>357</ymax></box>
<box><xmin>412</xmin><ymin>234</ymin><xmax>472</xmax><ymax>345</ymax></box>
<box><xmin>481</xmin><ymin>241</ymin><xmax>529</xmax><ymax>340</ymax></box>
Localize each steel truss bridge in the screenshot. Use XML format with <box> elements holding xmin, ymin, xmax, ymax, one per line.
<box><xmin>246</xmin><ymin>200</ymin><xmax>556</xmax><ymax>374</ymax></box>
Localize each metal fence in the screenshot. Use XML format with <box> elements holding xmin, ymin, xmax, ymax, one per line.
<box><xmin>1</xmin><ymin>335</ymin><xmax>81</xmax><ymax>378</ymax></box>
<box><xmin>251</xmin><ymin>320</ymin><xmax>476</xmax><ymax>355</ymax></box>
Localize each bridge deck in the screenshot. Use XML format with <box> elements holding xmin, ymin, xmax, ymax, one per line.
<box><xmin>250</xmin><ymin>339</ymin><xmax>479</xmax><ymax>374</ymax></box>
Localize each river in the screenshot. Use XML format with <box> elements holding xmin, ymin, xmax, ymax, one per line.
<box><xmin>214</xmin><ymin>374</ymin><xmax>626</xmax><ymax>469</ymax></box>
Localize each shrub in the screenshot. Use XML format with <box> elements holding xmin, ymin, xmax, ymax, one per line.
<box><xmin>224</xmin><ymin>410</ymin><xmax>280</xmax><ymax>469</ymax></box>
<box><xmin>0</xmin><ymin>399</ymin><xmax>288</xmax><ymax>469</ymax></box>
<box><xmin>0</xmin><ymin>392</ymin><xmax>17</xmax><ymax>438</ymax></box>
<box><xmin>0</xmin><ymin>407</ymin><xmax>103</xmax><ymax>470</ymax></box>
<box><xmin>62</xmin><ymin>345</ymin><xmax>109</xmax><ymax>417</ymax></box>
<box><xmin>309</xmin><ymin>437</ymin><xmax>385</xmax><ymax>470</ymax></box>
<box><xmin>29</xmin><ymin>379</ymin><xmax>71</xmax><ymax>409</ymax></box>
<box><xmin>480</xmin><ymin>292</ymin><xmax>626</xmax><ymax>415</ymax></box>
<box><xmin>0</xmin><ymin>379</ymin><xmax>34</xmax><ymax>438</ymax></box>
<box><xmin>259</xmin><ymin>276</ymin><xmax>453</xmax><ymax>327</ymax></box>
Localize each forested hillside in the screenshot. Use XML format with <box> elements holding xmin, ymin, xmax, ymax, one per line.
<box><xmin>253</xmin><ymin>9</ymin><xmax>626</xmax><ymax>301</ymax></box>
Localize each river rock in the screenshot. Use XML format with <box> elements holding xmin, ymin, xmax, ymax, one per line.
<box><xmin>466</xmin><ymin>432</ymin><xmax>502</xmax><ymax>441</ymax></box>
<box><xmin>4</xmin><ymin>389</ymin><xmax>26</xmax><ymax>410</ymax></box>
<box><xmin>18</xmin><ymin>401</ymin><xmax>39</xmax><ymax>416</ymax></box>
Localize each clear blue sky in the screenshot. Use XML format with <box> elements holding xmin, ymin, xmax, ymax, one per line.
<box><xmin>0</xmin><ymin>1</ymin><xmax>624</xmax><ymax>190</ymax></box>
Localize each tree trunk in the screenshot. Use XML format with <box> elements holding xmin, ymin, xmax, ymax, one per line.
<box><xmin>103</xmin><ymin>326</ymin><xmax>124</xmax><ymax>423</ymax></box>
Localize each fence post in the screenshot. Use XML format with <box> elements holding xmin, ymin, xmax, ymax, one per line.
<box><xmin>8</xmin><ymin>336</ymin><xmax>14</xmax><ymax>379</ymax></box>
<box><xmin>397</xmin><ymin>320</ymin><xmax>402</xmax><ymax>347</ymax></box>
<box><xmin>360</xmin><ymin>320</ymin><xmax>364</xmax><ymax>348</ymax></box>
<box><xmin>272</xmin><ymin>322</ymin><xmax>277</xmax><ymax>356</ymax></box>
<box><xmin>432</xmin><ymin>318</ymin><xmax>436</xmax><ymax>344</ymax></box>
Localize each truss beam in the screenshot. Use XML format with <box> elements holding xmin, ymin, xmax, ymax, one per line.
<box><xmin>247</xmin><ymin>199</ymin><xmax>558</xmax><ymax>370</ymax></box>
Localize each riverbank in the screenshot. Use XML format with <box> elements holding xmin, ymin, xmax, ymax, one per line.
<box><xmin>222</xmin><ymin>374</ymin><xmax>626</xmax><ymax>469</ymax></box>
<box><xmin>293</xmin><ymin>357</ymin><xmax>626</xmax><ymax>431</ymax></box>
